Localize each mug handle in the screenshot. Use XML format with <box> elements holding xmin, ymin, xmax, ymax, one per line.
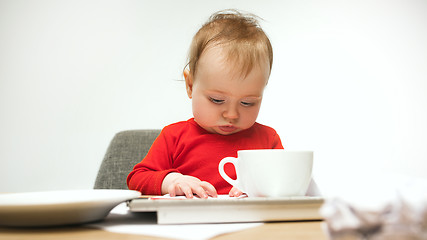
<box><xmin>218</xmin><ymin>157</ymin><xmax>239</xmax><ymax>188</ymax></box>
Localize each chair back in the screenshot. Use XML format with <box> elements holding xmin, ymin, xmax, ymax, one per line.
<box><xmin>94</xmin><ymin>129</ymin><xmax>161</xmax><ymax>189</ymax></box>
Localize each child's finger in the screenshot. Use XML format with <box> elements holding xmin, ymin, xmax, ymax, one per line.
<box><xmin>232</xmin><ymin>190</ymin><xmax>243</xmax><ymax>197</ymax></box>
<box><xmin>193</xmin><ymin>186</ymin><xmax>208</xmax><ymax>199</ymax></box>
<box><xmin>229</xmin><ymin>187</ymin><xmax>243</xmax><ymax>197</ymax></box>
<box><xmin>200</xmin><ymin>181</ymin><xmax>218</xmax><ymax>198</ymax></box>
<box><xmin>178</xmin><ymin>183</ymin><xmax>194</xmax><ymax>198</ymax></box>
<box><xmin>168</xmin><ymin>183</ymin><xmax>179</xmax><ymax>197</ymax></box>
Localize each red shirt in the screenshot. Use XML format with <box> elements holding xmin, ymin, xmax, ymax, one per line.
<box><xmin>127</xmin><ymin>118</ymin><xmax>283</xmax><ymax>195</ymax></box>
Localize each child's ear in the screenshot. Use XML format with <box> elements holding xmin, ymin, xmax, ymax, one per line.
<box><xmin>184</xmin><ymin>69</ymin><xmax>193</xmax><ymax>99</ymax></box>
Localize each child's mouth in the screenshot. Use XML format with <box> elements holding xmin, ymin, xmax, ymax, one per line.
<box><xmin>218</xmin><ymin>125</ymin><xmax>237</xmax><ymax>133</ymax></box>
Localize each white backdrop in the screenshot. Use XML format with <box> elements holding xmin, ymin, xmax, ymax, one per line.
<box><xmin>1</xmin><ymin>0</ymin><xmax>426</xmax><ymax>195</ymax></box>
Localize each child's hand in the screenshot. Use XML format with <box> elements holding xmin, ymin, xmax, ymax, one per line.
<box><xmin>228</xmin><ymin>186</ymin><xmax>244</xmax><ymax>197</ymax></box>
<box><xmin>162</xmin><ymin>172</ymin><xmax>218</xmax><ymax>199</ymax></box>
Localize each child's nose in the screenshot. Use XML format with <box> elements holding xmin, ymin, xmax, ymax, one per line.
<box><xmin>223</xmin><ymin>104</ymin><xmax>239</xmax><ymax>120</ymax></box>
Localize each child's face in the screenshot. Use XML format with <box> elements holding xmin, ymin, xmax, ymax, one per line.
<box><xmin>185</xmin><ymin>46</ymin><xmax>270</xmax><ymax>135</ymax></box>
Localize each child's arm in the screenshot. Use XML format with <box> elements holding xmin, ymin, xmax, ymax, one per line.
<box><xmin>162</xmin><ymin>172</ymin><xmax>218</xmax><ymax>199</ymax></box>
<box><xmin>127</xmin><ymin>128</ymin><xmax>179</xmax><ymax>195</ymax></box>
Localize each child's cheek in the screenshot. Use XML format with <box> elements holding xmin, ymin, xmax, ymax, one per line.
<box><xmin>241</xmin><ymin>106</ymin><xmax>261</xmax><ymax>128</ymax></box>
<box><xmin>192</xmin><ymin>98</ymin><xmax>215</xmax><ymax>126</ymax></box>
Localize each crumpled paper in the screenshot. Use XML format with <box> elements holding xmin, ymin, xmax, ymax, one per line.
<box><xmin>320</xmin><ymin>175</ymin><xmax>427</xmax><ymax>240</ymax></box>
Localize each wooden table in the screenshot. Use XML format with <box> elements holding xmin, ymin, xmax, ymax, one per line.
<box><xmin>0</xmin><ymin>221</ymin><xmax>327</xmax><ymax>240</ymax></box>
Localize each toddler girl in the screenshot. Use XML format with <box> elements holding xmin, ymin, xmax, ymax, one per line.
<box><xmin>127</xmin><ymin>10</ymin><xmax>283</xmax><ymax>198</ymax></box>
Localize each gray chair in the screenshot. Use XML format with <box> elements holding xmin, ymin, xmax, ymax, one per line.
<box><xmin>94</xmin><ymin>129</ymin><xmax>161</xmax><ymax>189</ymax></box>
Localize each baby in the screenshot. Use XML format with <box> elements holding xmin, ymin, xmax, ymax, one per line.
<box><xmin>127</xmin><ymin>10</ymin><xmax>284</xmax><ymax>198</ymax></box>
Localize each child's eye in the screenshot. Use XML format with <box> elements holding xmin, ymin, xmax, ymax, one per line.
<box><xmin>241</xmin><ymin>101</ymin><xmax>255</xmax><ymax>107</ymax></box>
<box><xmin>209</xmin><ymin>97</ymin><xmax>225</xmax><ymax>104</ymax></box>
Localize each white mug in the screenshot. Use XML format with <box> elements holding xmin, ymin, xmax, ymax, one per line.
<box><xmin>218</xmin><ymin>149</ymin><xmax>313</xmax><ymax>197</ymax></box>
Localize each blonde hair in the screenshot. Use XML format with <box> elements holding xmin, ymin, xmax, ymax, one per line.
<box><xmin>186</xmin><ymin>9</ymin><xmax>273</xmax><ymax>78</ymax></box>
